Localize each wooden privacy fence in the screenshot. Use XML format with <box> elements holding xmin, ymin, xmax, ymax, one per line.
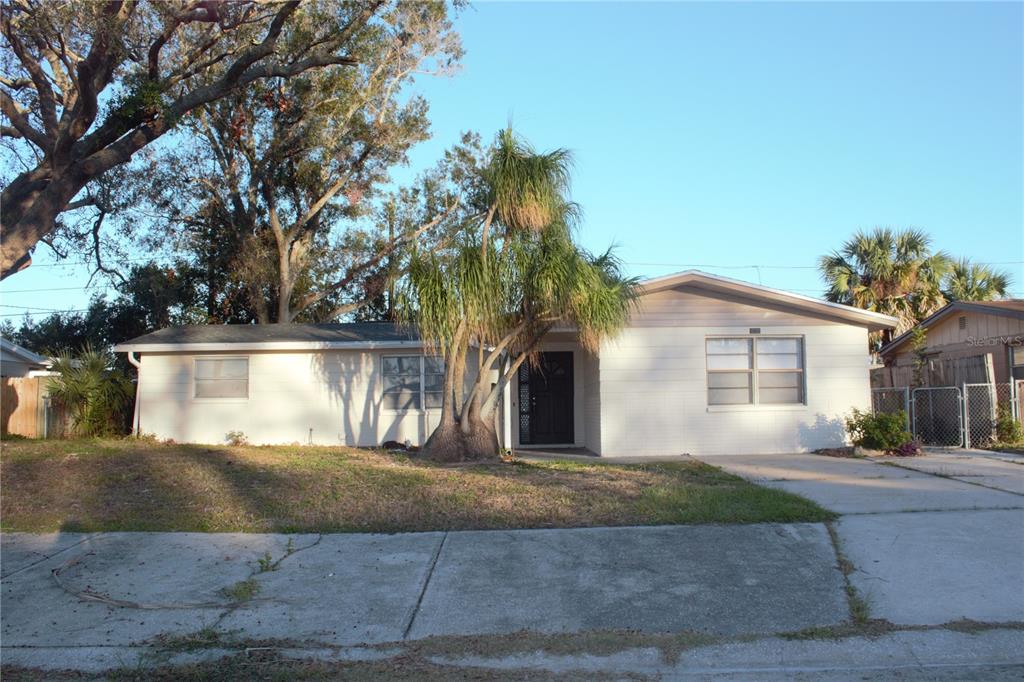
<box><xmin>1</xmin><ymin>376</ymin><xmax>68</xmax><ymax>438</ymax></box>
<box><xmin>872</xmin><ymin>353</ymin><xmax>993</xmax><ymax>389</ymax></box>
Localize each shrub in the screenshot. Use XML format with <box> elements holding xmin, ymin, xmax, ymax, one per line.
<box><xmin>995</xmin><ymin>404</ymin><xmax>1023</xmax><ymax>444</ymax></box>
<box><xmin>225</xmin><ymin>430</ymin><xmax>248</xmax><ymax>446</ymax></box>
<box><xmin>48</xmin><ymin>345</ymin><xmax>133</xmax><ymax>437</ymax></box>
<box><xmin>844</xmin><ymin>408</ymin><xmax>913</xmax><ymax>452</ymax></box>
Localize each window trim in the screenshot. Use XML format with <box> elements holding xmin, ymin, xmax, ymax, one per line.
<box><xmin>192</xmin><ymin>355</ymin><xmax>250</xmax><ymax>401</ymax></box>
<box><xmin>380</xmin><ymin>354</ymin><xmax>445</xmax><ymax>414</ymax></box>
<box><xmin>705</xmin><ymin>335</ymin><xmax>806</xmax><ymax>407</ymax></box>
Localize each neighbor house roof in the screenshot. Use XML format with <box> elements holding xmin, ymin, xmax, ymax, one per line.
<box><xmin>114</xmin><ymin>322</ymin><xmax>422</xmax><ymax>353</ymax></box>
<box><xmin>639</xmin><ymin>270</ymin><xmax>899</xmax><ymax>331</ymax></box>
<box><xmin>878</xmin><ymin>299</ymin><xmax>1024</xmax><ymax>357</ymax></box>
<box><xmin>0</xmin><ymin>338</ymin><xmax>51</xmax><ymax>366</ymax></box>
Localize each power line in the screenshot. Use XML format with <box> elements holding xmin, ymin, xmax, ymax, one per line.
<box><xmin>0</xmin><ymin>284</ymin><xmax>115</xmax><ymax>294</ymax></box>
<box><xmin>13</xmin><ymin>255</ymin><xmax>164</xmax><ymax>269</ymax></box>
<box><xmin>623</xmin><ymin>260</ymin><xmax>1024</xmax><ymax>269</ymax></box>
<box><xmin>0</xmin><ymin>309</ymin><xmax>91</xmax><ymax>318</ymax></box>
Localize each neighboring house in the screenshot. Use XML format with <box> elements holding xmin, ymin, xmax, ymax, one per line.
<box><xmin>876</xmin><ymin>300</ymin><xmax>1024</xmax><ymax>388</ymax></box>
<box><xmin>114</xmin><ymin>270</ymin><xmax>896</xmax><ymax>456</ymax></box>
<box><xmin>0</xmin><ymin>338</ymin><xmax>52</xmax><ymax>378</ymax></box>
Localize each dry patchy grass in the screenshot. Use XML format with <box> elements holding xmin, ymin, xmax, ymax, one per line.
<box><xmin>0</xmin><ymin>439</ymin><xmax>832</xmax><ymax>532</ymax></box>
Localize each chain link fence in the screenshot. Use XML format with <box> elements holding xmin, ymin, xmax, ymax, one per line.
<box><xmin>912</xmin><ymin>387</ymin><xmax>963</xmax><ymax>447</ymax></box>
<box><xmin>873</xmin><ymin>381</ymin><xmax>1024</xmax><ymax>449</ymax></box>
<box><xmin>871</xmin><ymin>387</ymin><xmax>910</xmax><ymax>431</ymax></box>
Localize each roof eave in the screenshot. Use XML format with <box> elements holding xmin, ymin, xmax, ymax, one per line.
<box><xmin>0</xmin><ymin>338</ymin><xmax>51</xmax><ymax>365</ymax></box>
<box><xmin>114</xmin><ymin>340</ymin><xmax>425</xmax><ymax>353</ymax></box>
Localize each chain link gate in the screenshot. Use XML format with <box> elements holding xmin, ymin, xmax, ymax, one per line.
<box><xmin>871</xmin><ymin>387</ymin><xmax>910</xmax><ymax>431</ymax></box>
<box><xmin>963</xmin><ymin>383</ymin><xmax>997</xmax><ymax>448</ymax></box>
<box><xmin>912</xmin><ymin>387</ymin><xmax>963</xmax><ymax>447</ymax></box>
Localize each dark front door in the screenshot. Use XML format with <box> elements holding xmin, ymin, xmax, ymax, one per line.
<box><xmin>518</xmin><ymin>352</ymin><xmax>574</xmax><ymax>445</ymax></box>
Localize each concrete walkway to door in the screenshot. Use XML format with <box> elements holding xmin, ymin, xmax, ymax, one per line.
<box><xmin>693</xmin><ymin>451</ymin><xmax>1024</xmax><ymax>626</ymax></box>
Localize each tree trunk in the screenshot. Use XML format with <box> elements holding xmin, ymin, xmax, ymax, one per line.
<box><xmin>1</xmin><ymin>170</ymin><xmax>85</xmax><ymax>279</ymax></box>
<box><xmin>421</xmin><ymin>415</ymin><xmax>500</xmax><ymax>463</ymax></box>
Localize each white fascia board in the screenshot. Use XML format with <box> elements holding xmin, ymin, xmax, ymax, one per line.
<box><xmin>113</xmin><ymin>340</ymin><xmax>424</xmax><ymax>353</ymax></box>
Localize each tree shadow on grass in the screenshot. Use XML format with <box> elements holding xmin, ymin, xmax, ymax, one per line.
<box><xmin>3</xmin><ymin>439</ymin><xmax>824</xmax><ymax>535</ymax></box>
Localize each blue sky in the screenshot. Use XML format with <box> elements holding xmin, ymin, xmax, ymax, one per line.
<box><xmin>3</xmin><ymin>0</ymin><xmax>1022</xmax><ymax>323</ymax></box>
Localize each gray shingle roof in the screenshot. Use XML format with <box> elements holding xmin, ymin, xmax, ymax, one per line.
<box><xmin>116</xmin><ymin>322</ymin><xmax>420</xmax><ymax>348</ymax></box>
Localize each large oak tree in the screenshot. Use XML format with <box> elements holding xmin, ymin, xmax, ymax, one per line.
<box><xmin>149</xmin><ymin>0</ymin><xmax>461</xmax><ymax>322</ymax></box>
<box><xmin>0</xmin><ymin>0</ymin><xmax>391</xmax><ymax>279</ymax></box>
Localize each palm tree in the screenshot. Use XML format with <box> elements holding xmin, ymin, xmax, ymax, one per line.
<box><xmin>478</xmin><ymin>128</ymin><xmax>576</xmax><ymax>261</ymax></box>
<box><xmin>48</xmin><ymin>345</ymin><xmax>134</xmax><ymax>436</ymax></box>
<box><xmin>399</xmin><ymin>130</ymin><xmax>637</xmax><ymax>462</ymax></box>
<box><xmin>819</xmin><ymin>228</ymin><xmax>951</xmax><ymax>341</ymax></box>
<box><xmin>942</xmin><ymin>258</ymin><xmax>1011</xmax><ymax>302</ymax></box>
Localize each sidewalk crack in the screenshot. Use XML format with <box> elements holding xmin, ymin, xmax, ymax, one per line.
<box><xmin>402</xmin><ymin>531</ymin><xmax>448</xmax><ymax>640</ymax></box>
<box><xmin>1</xmin><ymin>534</ymin><xmax>98</xmax><ymax>580</ymax></box>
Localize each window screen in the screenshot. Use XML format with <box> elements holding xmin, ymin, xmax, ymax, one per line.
<box><xmin>382</xmin><ymin>356</ymin><xmax>422</xmax><ymax>410</ymax></box>
<box><xmin>706</xmin><ymin>337</ymin><xmax>804</xmax><ymax>405</ymax></box>
<box><xmin>706</xmin><ymin>338</ymin><xmax>753</xmax><ymax>405</ymax></box>
<box><xmin>194</xmin><ymin>358</ymin><xmax>248</xmax><ymax>399</ymax></box>
<box><xmin>756</xmin><ymin>337</ymin><xmax>804</xmax><ymax>404</ymax></box>
<box><xmin>382</xmin><ymin>356</ymin><xmax>445</xmax><ymax>410</ymax></box>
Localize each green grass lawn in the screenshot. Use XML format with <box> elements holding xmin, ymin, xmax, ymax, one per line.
<box><xmin>0</xmin><ymin>439</ymin><xmax>833</xmax><ymax>532</ymax></box>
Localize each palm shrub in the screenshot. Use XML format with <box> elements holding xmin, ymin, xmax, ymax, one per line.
<box><xmin>48</xmin><ymin>345</ymin><xmax>134</xmax><ymax>437</ymax></box>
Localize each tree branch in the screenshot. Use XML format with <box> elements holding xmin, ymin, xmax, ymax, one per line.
<box><xmin>0</xmin><ymin>90</ymin><xmax>50</xmax><ymax>149</ymax></box>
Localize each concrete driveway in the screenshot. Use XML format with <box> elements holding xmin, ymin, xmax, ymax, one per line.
<box><xmin>695</xmin><ymin>451</ymin><xmax>1024</xmax><ymax>626</ymax></box>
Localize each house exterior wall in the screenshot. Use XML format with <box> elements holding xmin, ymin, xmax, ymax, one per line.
<box><xmin>135</xmin><ymin>349</ymin><xmax>492</xmax><ymax>447</ymax></box>
<box><xmin>594</xmin><ymin>286</ymin><xmax>871</xmax><ymax>456</ymax></box>
<box><xmin>582</xmin><ymin>349</ymin><xmax>601</xmax><ymax>453</ymax></box>
<box><xmin>881</xmin><ymin>311</ymin><xmax>1024</xmax><ymax>385</ymax></box>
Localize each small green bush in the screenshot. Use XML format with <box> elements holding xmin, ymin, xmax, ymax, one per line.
<box><xmin>844</xmin><ymin>408</ymin><xmax>912</xmax><ymax>452</ymax></box>
<box><xmin>996</xmin><ymin>404</ymin><xmax>1024</xmax><ymax>444</ymax></box>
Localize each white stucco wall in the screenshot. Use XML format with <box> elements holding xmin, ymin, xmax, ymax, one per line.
<box><xmin>594</xmin><ymin>286</ymin><xmax>873</xmax><ymax>456</ymax></box>
<box><xmin>582</xmin><ymin>349</ymin><xmax>602</xmax><ymax>453</ymax></box>
<box><xmin>136</xmin><ymin>349</ymin><xmax>492</xmax><ymax>447</ymax></box>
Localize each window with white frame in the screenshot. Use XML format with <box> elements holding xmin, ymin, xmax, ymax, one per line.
<box><xmin>706</xmin><ymin>337</ymin><xmax>804</xmax><ymax>405</ymax></box>
<box><xmin>194</xmin><ymin>357</ymin><xmax>249</xmax><ymax>399</ymax></box>
<box><xmin>382</xmin><ymin>355</ymin><xmax>445</xmax><ymax>410</ymax></box>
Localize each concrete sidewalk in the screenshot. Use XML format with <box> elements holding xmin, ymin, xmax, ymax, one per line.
<box><xmin>3</xmin><ymin>526</ymin><xmax>1022</xmax><ymax>679</ymax></box>
<box><xmin>1</xmin><ymin>524</ymin><xmax>846</xmax><ymax>652</ymax></box>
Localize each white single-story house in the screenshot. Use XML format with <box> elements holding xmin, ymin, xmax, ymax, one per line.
<box><xmin>114</xmin><ymin>270</ymin><xmax>897</xmax><ymax>456</ymax></box>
